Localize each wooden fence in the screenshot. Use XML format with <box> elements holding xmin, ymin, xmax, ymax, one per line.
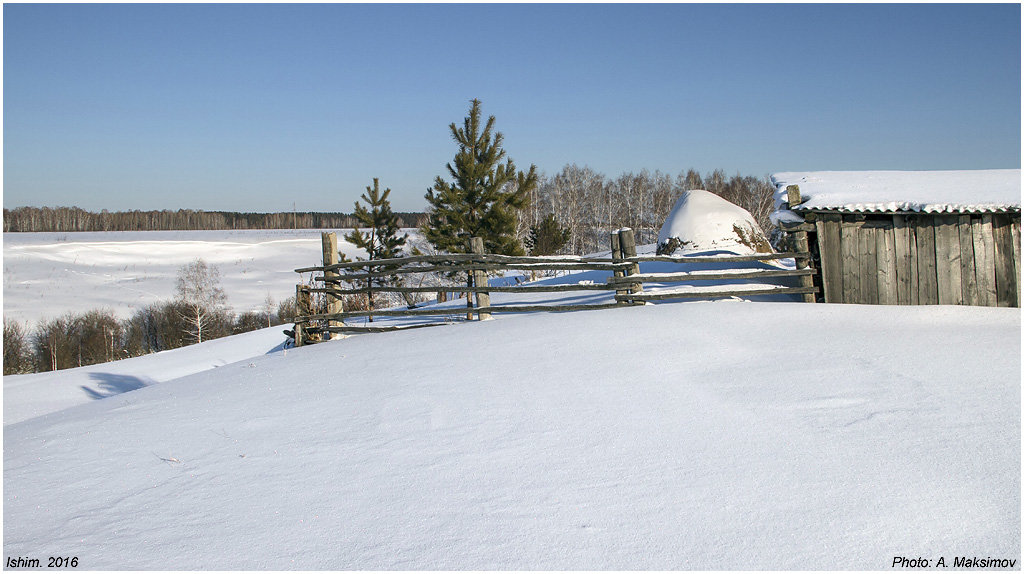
<box><xmin>291</xmin><ymin>229</ymin><xmax>817</xmax><ymax>345</ymax></box>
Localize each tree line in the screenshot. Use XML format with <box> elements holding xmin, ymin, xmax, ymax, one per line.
<box><xmin>3</xmin><ymin>260</ymin><xmax>298</xmax><ymax>374</ymax></box>
<box><xmin>2</xmin><ymin>207</ymin><xmax>429</xmax><ymax>232</ymax></box>
<box><xmin>517</xmin><ymin>165</ymin><xmax>775</xmax><ymax>256</ymax></box>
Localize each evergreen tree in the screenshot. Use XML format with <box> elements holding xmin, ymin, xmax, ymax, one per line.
<box><xmin>345</xmin><ymin>178</ymin><xmax>408</xmax><ymax>319</ymax></box>
<box><xmin>346</xmin><ymin>178</ymin><xmax>407</xmax><ymax>263</ymax></box>
<box><xmin>422</xmin><ymin>98</ymin><xmax>538</xmax><ymax>256</ymax></box>
<box><xmin>525</xmin><ymin>213</ymin><xmax>572</xmax><ymax>256</ymax></box>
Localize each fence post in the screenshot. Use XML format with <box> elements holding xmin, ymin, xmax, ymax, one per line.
<box><xmin>294</xmin><ymin>283</ymin><xmax>312</xmax><ymax>347</ymax></box>
<box><xmin>469</xmin><ymin>237</ymin><xmax>491</xmax><ymax>320</ymax></box>
<box><xmin>610</xmin><ymin>231</ymin><xmax>628</xmax><ymax>304</ymax></box>
<box><xmin>793</xmin><ymin>231</ymin><xmax>817</xmax><ymax>303</ymax></box>
<box><xmin>618</xmin><ymin>228</ymin><xmax>644</xmax><ymax>303</ymax></box>
<box><xmin>321</xmin><ymin>232</ymin><xmax>345</xmax><ymax>337</ymax></box>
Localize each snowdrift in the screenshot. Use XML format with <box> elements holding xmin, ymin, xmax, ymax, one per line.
<box><xmin>4</xmin><ymin>302</ymin><xmax>1019</xmax><ymax>569</ymax></box>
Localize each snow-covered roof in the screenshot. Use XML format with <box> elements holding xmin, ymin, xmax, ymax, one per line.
<box><xmin>771</xmin><ymin>170</ymin><xmax>1021</xmax><ymax>214</ymax></box>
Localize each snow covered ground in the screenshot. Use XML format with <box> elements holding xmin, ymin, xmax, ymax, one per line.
<box><xmin>2</xmin><ymin>229</ymin><xmax>384</xmax><ymax>325</ymax></box>
<box><xmin>2</xmin><ymin>326</ymin><xmax>288</xmax><ymax>426</ymax></box>
<box><xmin>3</xmin><ymin>299</ymin><xmax>1019</xmax><ymax>569</ymax></box>
<box><xmin>3</xmin><ymin>228</ymin><xmax>1020</xmax><ymax>569</ymax></box>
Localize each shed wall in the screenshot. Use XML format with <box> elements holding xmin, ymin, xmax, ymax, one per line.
<box><xmin>811</xmin><ymin>213</ymin><xmax>1020</xmax><ymax>307</ymax></box>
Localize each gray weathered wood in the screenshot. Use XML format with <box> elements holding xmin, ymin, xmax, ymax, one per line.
<box><xmin>314</xmin><ymin>261</ymin><xmax>629</xmax><ymax>283</ymax></box>
<box><xmin>619</xmin><ymin>286</ymin><xmax>818</xmax><ymax>302</ymax></box>
<box><xmin>876</xmin><ymin>224</ymin><xmax>897</xmax><ymax>304</ymax></box>
<box><xmin>625</xmin><ymin>252</ymin><xmax>804</xmax><ymax>264</ymax></box>
<box><xmin>610</xmin><ymin>231</ymin><xmax>628</xmax><ymax>303</ymax></box>
<box><xmin>840</xmin><ymin>219</ymin><xmax>859</xmax><ymax>304</ymax></box>
<box><xmin>933</xmin><ymin>214</ymin><xmax>963</xmax><ymax>305</ymax></box>
<box><xmin>972</xmin><ymin>215</ymin><xmax>997</xmax><ymax>306</ymax></box>
<box><xmin>816</xmin><ymin>215</ymin><xmax>843</xmax><ymax>303</ymax></box>
<box><xmin>294</xmin><ymin>283</ymin><xmax>312</xmax><ymax>348</ymax></box>
<box><xmin>469</xmin><ymin>237</ymin><xmax>491</xmax><ymax>320</ymax></box>
<box><xmin>320</xmin><ymin>322</ymin><xmax>450</xmax><ymax>334</ymax></box>
<box><xmin>321</xmin><ymin>232</ymin><xmax>345</xmax><ymax>336</ymax></box>
<box><xmin>791</xmin><ymin>230</ymin><xmax>816</xmax><ymax>303</ymax></box>
<box><xmin>958</xmin><ymin>215</ymin><xmax>979</xmax><ymax>306</ymax></box>
<box><xmin>309</xmin><ymin>283</ymin><xmax>619</xmax><ymax>296</ymax></box>
<box><xmin>860</xmin><ymin>225</ymin><xmax>878</xmax><ymax>304</ymax></box>
<box><xmin>618</xmin><ymin>228</ymin><xmax>643</xmax><ymax>301</ymax></box>
<box><xmin>892</xmin><ymin>215</ymin><xmax>914</xmax><ymax>305</ymax></box>
<box><xmin>298</xmin><ymin>252</ymin><xmax>621</xmax><ymax>272</ymax></box>
<box><xmin>1012</xmin><ymin>217</ymin><xmax>1021</xmax><ymax>306</ymax></box>
<box><xmin>914</xmin><ymin>216</ymin><xmax>939</xmax><ymax>305</ymax></box>
<box><xmin>778</xmin><ymin>222</ymin><xmax>816</xmax><ymax>233</ymax></box>
<box><xmin>992</xmin><ymin>215</ymin><xmax>1017</xmax><ymax>307</ymax></box>
<box><xmin>299</xmin><ymin>301</ymin><xmax>641</xmax><ymax>322</ymax></box>
<box><xmin>299</xmin><ymin>307</ymin><xmax>489</xmax><ymax>321</ymax></box>
<box><xmin>475</xmin><ymin>302</ymin><xmax>639</xmax><ymax>314</ymax></box>
<box><xmin>907</xmin><ymin>216</ymin><xmax>919</xmax><ymax>305</ymax></box>
<box><xmin>786</xmin><ymin>184</ymin><xmax>802</xmax><ymax>206</ymax></box>
<box><xmin>300</xmin><ymin>251</ymin><xmax>810</xmax><ymax>274</ymax></box>
<box><xmin>607</xmin><ymin>268</ymin><xmax>815</xmax><ymax>284</ymax></box>
<box><xmin>296</xmin><ymin>284</ymin><xmax>312</xmax><ymax>316</ymax></box>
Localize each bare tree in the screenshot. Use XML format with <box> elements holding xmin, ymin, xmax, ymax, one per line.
<box><xmin>263</xmin><ymin>294</ymin><xmax>276</xmax><ymax>328</ymax></box>
<box><xmin>4</xmin><ymin>319</ymin><xmax>31</xmax><ymax>375</ymax></box>
<box><xmin>175</xmin><ymin>259</ymin><xmax>228</xmax><ymax>344</ymax></box>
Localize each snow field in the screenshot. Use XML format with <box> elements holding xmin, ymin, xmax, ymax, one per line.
<box><xmin>3</xmin><ymin>301</ymin><xmax>1019</xmax><ymax>569</ymax></box>
<box><xmin>2</xmin><ymin>229</ymin><xmax>382</xmax><ymax>325</ymax></box>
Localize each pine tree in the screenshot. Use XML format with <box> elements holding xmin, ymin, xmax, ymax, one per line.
<box><xmin>345</xmin><ymin>178</ymin><xmax>408</xmax><ymax>320</ymax></box>
<box><xmin>422</xmin><ymin>98</ymin><xmax>538</xmax><ymax>256</ymax></box>
<box><xmin>525</xmin><ymin>213</ymin><xmax>572</xmax><ymax>256</ymax></box>
<box><xmin>422</xmin><ymin>99</ymin><xmax>538</xmax><ymax>313</ymax></box>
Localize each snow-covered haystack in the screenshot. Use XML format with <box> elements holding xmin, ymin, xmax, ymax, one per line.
<box><xmin>656</xmin><ymin>190</ymin><xmax>772</xmax><ymax>255</ymax></box>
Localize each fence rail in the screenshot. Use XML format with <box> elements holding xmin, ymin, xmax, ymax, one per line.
<box><xmin>291</xmin><ymin>229</ymin><xmax>818</xmax><ymax>345</ymax></box>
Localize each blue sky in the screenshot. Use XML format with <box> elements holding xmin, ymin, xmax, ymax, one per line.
<box><xmin>3</xmin><ymin>3</ymin><xmax>1020</xmax><ymax>213</ymax></box>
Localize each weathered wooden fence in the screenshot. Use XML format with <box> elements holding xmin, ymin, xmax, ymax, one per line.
<box><xmin>291</xmin><ymin>229</ymin><xmax>817</xmax><ymax>345</ymax></box>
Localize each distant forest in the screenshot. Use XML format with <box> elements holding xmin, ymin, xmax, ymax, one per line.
<box><xmin>2</xmin><ymin>207</ymin><xmax>429</xmax><ymax>233</ymax></box>
<box><xmin>3</xmin><ymin>166</ymin><xmax>777</xmax><ymax>255</ymax></box>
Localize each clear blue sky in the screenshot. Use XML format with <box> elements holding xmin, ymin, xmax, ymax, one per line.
<box><xmin>3</xmin><ymin>3</ymin><xmax>1020</xmax><ymax>213</ymax></box>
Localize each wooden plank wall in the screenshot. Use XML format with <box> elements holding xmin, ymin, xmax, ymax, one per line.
<box><xmin>811</xmin><ymin>212</ymin><xmax>1020</xmax><ymax>307</ymax></box>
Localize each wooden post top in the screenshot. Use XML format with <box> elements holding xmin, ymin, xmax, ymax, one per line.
<box><xmin>786</xmin><ymin>185</ymin><xmax>802</xmax><ymax>207</ymax></box>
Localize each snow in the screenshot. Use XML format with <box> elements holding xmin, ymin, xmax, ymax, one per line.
<box><xmin>656</xmin><ymin>189</ymin><xmax>771</xmax><ymax>255</ymax></box>
<box><xmin>3</xmin><ymin>302</ymin><xmax>1019</xmax><ymax>569</ymax></box>
<box><xmin>2</xmin><ymin>325</ymin><xmax>288</xmax><ymax>426</ymax></box>
<box><xmin>769</xmin><ymin>208</ymin><xmax>806</xmax><ymax>225</ymax></box>
<box><xmin>771</xmin><ymin>169</ymin><xmax>1022</xmax><ymax>214</ymax></box>
<box><xmin>4</xmin><ymin>229</ymin><xmax>806</xmax><ymax>427</ymax></box>
<box><xmin>3</xmin><ymin>228</ymin><xmax>1020</xmax><ymax>568</ymax></box>
<box><xmin>2</xmin><ymin>229</ymin><xmax>386</xmax><ymax>325</ymax></box>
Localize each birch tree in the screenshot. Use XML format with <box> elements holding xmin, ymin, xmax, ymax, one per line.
<box><xmin>175</xmin><ymin>259</ymin><xmax>228</xmax><ymax>344</ymax></box>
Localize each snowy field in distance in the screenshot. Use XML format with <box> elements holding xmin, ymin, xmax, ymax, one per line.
<box><xmin>3</xmin><ymin>300</ymin><xmax>1019</xmax><ymax>569</ymax></box>
<box><xmin>2</xmin><ymin>229</ymin><xmax>406</xmax><ymax>325</ymax></box>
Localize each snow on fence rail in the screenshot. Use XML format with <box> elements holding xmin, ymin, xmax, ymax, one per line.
<box><xmin>291</xmin><ymin>230</ymin><xmax>817</xmax><ymax>345</ymax></box>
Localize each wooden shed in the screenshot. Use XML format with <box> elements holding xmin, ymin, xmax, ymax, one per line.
<box><xmin>771</xmin><ymin>170</ymin><xmax>1021</xmax><ymax>307</ymax></box>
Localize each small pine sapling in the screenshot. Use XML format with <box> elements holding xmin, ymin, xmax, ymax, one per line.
<box><xmin>345</xmin><ymin>178</ymin><xmax>408</xmax><ymax>321</ymax></box>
